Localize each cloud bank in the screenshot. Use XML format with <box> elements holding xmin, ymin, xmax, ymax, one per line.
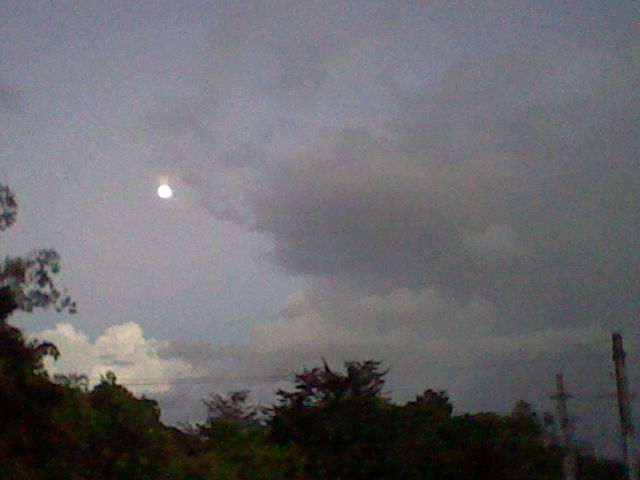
<box><xmin>146</xmin><ymin>0</ymin><xmax>639</xmax><ymax>336</ymax></box>
<box><xmin>141</xmin><ymin>0</ymin><xmax>639</xmax><ymax>453</ymax></box>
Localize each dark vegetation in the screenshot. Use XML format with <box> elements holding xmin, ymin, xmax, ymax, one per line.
<box><xmin>0</xmin><ymin>184</ymin><xmax>628</xmax><ymax>479</ymax></box>
<box><xmin>0</xmin><ymin>325</ymin><xmax>628</xmax><ymax>480</ymax></box>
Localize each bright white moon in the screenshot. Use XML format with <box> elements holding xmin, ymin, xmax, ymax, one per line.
<box><xmin>157</xmin><ymin>184</ymin><xmax>173</xmax><ymax>199</ymax></box>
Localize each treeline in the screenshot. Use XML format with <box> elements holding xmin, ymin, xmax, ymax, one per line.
<box><xmin>0</xmin><ymin>316</ymin><xmax>626</xmax><ymax>480</ymax></box>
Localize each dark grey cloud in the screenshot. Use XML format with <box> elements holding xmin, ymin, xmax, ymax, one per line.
<box><xmin>246</xmin><ymin>39</ymin><xmax>640</xmax><ymax>332</ymax></box>
<box><xmin>0</xmin><ymin>79</ymin><xmax>20</xmax><ymax>112</ymax></box>
<box><xmin>142</xmin><ymin>0</ymin><xmax>640</xmax><ymax>454</ymax></box>
<box><xmin>158</xmin><ymin>338</ymin><xmax>218</xmax><ymax>364</ymax></box>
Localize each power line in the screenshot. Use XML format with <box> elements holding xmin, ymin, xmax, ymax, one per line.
<box><xmin>120</xmin><ymin>373</ymin><xmax>291</xmax><ymax>386</ymax></box>
<box><xmin>105</xmin><ymin>336</ymin><xmax>613</xmax><ymax>386</ymax></box>
<box><xmin>409</xmin><ymin>337</ymin><xmax>611</xmax><ymax>372</ymax></box>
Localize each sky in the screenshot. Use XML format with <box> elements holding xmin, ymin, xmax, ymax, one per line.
<box><xmin>1</xmin><ymin>0</ymin><xmax>639</xmax><ymax>457</ymax></box>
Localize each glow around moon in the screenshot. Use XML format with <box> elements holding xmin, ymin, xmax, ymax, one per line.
<box><xmin>157</xmin><ymin>184</ymin><xmax>173</xmax><ymax>199</ymax></box>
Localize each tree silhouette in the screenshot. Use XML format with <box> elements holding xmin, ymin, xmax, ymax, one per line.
<box><xmin>52</xmin><ymin>373</ymin><xmax>89</xmax><ymax>391</ymax></box>
<box><xmin>269</xmin><ymin>360</ymin><xmax>397</xmax><ymax>479</ymax></box>
<box><xmin>0</xmin><ymin>183</ymin><xmax>76</xmax><ymax>319</ymax></box>
<box><xmin>202</xmin><ymin>390</ymin><xmax>259</xmax><ymax>426</ymax></box>
<box><xmin>0</xmin><ymin>183</ymin><xmax>17</xmax><ymax>231</ymax></box>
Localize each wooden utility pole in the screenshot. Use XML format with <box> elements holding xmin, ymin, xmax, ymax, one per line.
<box><xmin>612</xmin><ymin>332</ymin><xmax>634</xmax><ymax>479</ymax></box>
<box><xmin>552</xmin><ymin>373</ymin><xmax>576</xmax><ymax>480</ymax></box>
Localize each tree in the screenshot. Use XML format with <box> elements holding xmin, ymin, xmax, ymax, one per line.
<box><xmin>202</xmin><ymin>389</ymin><xmax>259</xmax><ymax>425</ymax></box>
<box><xmin>28</xmin><ymin>339</ymin><xmax>60</xmax><ymax>374</ymax></box>
<box><xmin>199</xmin><ymin>389</ymin><xmax>261</xmax><ymax>445</ymax></box>
<box><xmin>269</xmin><ymin>360</ymin><xmax>398</xmax><ymax>480</ymax></box>
<box><xmin>52</xmin><ymin>373</ymin><xmax>89</xmax><ymax>391</ymax></box>
<box><xmin>0</xmin><ymin>183</ymin><xmax>17</xmax><ymax>231</ymax></box>
<box><xmin>192</xmin><ymin>390</ymin><xmax>307</xmax><ymax>480</ymax></box>
<box><xmin>273</xmin><ymin>359</ymin><xmax>387</xmax><ymax>408</ymax></box>
<box><xmin>391</xmin><ymin>390</ymin><xmax>455</xmax><ymax>478</ymax></box>
<box><xmin>404</xmin><ymin>389</ymin><xmax>453</xmax><ymax>420</ymax></box>
<box><xmin>0</xmin><ymin>183</ymin><xmax>79</xmax><ymax>478</ymax></box>
<box><xmin>0</xmin><ymin>183</ymin><xmax>76</xmax><ymax>323</ymax></box>
<box><xmin>430</xmin><ymin>402</ymin><xmax>563</xmax><ymax>480</ymax></box>
<box><xmin>1</xmin><ymin>249</ymin><xmax>77</xmax><ymax>316</ymax></box>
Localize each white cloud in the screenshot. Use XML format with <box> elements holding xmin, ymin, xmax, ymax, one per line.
<box><xmin>37</xmin><ymin>322</ymin><xmax>194</xmax><ymax>394</ymax></box>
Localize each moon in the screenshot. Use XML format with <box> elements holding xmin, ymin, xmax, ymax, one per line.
<box><xmin>157</xmin><ymin>184</ymin><xmax>173</xmax><ymax>199</ymax></box>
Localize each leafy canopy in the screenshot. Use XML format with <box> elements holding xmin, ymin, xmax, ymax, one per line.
<box><xmin>0</xmin><ymin>183</ymin><xmax>76</xmax><ymax>318</ymax></box>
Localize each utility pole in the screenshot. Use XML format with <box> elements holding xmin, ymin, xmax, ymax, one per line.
<box><xmin>612</xmin><ymin>332</ymin><xmax>634</xmax><ymax>479</ymax></box>
<box><xmin>551</xmin><ymin>373</ymin><xmax>577</xmax><ymax>480</ymax></box>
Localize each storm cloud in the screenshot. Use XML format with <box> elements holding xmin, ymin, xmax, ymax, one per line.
<box><xmin>142</xmin><ymin>0</ymin><xmax>640</xmax><ymax>453</ymax></box>
<box><xmin>149</xmin><ymin>0</ymin><xmax>639</xmax><ymax>335</ymax></box>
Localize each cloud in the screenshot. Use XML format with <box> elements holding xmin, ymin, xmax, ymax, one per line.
<box><xmin>146</xmin><ymin>1</ymin><xmax>639</xmax><ymax>334</ymax></box>
<box><xmin>38</xmin><ymin>322</ymin><xmax>193</xmax><ymax>394</ymax></box>
<box><xmin>464</xmin><ymin>225</ymin><xmax>526</xmax><ymax>259</ymax></box>
<box><xmin>250</xmin><ymin>284</ymin><xmax>611</xmax><ymax>370</ymax></box>
<box><xmin>139</xmin><ymin>0</ymin><xmax>639</xmax><ymax>453</ymax></box>
<box><xmin>0</xmin><ymin>80</ymin><xmax>20</xmax><ymax>112</ymax></box>
<box><xmin>247</xmin><ymin>39</ymin><xmax>639</xmax><ymax>328</ymax></box>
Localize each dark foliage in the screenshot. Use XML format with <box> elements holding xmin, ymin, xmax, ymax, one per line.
<box><xmin>0</xmin><ymin>320</ymin><xmax>629</xmax><ymax>480</ymax></box>
<box><xmin>0</xmin><ymin>184</ymin><xmax>17</xmax><ymax>231</ymax></box>
<box><xmin>268</xmin><ymin>360</ymin><xmax>399</xmax><ymax>479</ymax></box>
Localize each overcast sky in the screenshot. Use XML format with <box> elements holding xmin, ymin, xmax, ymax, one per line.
<box><xmin>2</xmin><ymin>0</ymin><xmax>639</xmax><ymax>457</ymax></box>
